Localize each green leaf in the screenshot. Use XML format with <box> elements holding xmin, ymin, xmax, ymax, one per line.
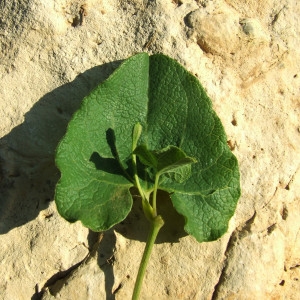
<box><xmin>164</xmin><ymin>164</ymin><xmax>192</xmax><ymax>184</ymax></box>
<box><xmin>154</xmin><ymin>145</ymin><xmax>197</xmax><ymax>176</ymax></box>
<box><xmin>55</xmin><ymin>53</ymin><xmax>241</xmax><ymax>241</ymax></box>
<box><xmin>133</xmin><ymin>144</ymin><xmax>158</xmax><ymax>169</ymax></box>
<box><xmin>132</xmin><ymin>122</ymin><xmax>143</xmax><ymax>151</ymax></box>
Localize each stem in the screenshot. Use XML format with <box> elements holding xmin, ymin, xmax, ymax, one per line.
<box><xmin>131</xmin><ymin>123</ymin><xmax>146</xmax><ymax>201</ymax></box>
<box><xmin>152</xmin><ymin>174</ymin><xmax>160</xmax><ymax>217</ymax></box>
<box><xmin>130</xmin><ymin>123</ymin><xmax>164</xmax><ymax>298</ymax></box>
<box><xmin>132</xmin><ymin>215</ymin><xmax>164</xmax><ymax>300</ymax></box>
<box><xmin>132</xmin><ymin>154</ymin><xmax>146</xmax><ymax>200</ymax></box>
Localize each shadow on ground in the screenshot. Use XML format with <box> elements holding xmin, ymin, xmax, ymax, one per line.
<box><xmin>0</xmin><ymin>60</ymin><xmax>122</xmax><ymax>234</ymax></box>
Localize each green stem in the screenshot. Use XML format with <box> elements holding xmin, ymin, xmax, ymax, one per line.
<box><xmin>152</xmin><ymin>174</ymin><xmax>160</xmax><ymax>217</ymax></box>
<box><xmin>132</xmin><ymin>215</ymin><xmax>164</xmax><ymax>300</ymax></box>
<box><xmin>131</xmin><ymin>123</ymin><xmax>146</xmax><ymax>201</ymax></box>
<box><xmin>132</xmin><ymin>154</ymin><xmax>146</xmax><ymax>200</ymax></box>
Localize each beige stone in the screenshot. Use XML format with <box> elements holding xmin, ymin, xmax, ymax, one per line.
<box><xmin>1</xmin><ymin>0</ymin><xmax>299</xmax><ymax>299</ymax></box>
<box><xmin>185</xmin><ymin>2</ymin><xmax>240</xmax><ymax>56</ymax></box>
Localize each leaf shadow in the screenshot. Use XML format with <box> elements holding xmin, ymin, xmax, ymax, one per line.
<box><xmin>0</xmin><ymin>60</ymin><xmax>123</xmax><ymax>234</ymax></box>
<box><xmin>90</xmin><ymin>127</ymin><xmax>151</xmax><ymax>184</ymax></box>
<box><xmin>106</xmin><ymin>128</ymin><xmax>119</xmax><ymax>159</ymax></box>
<box><xmin>89</xmin><ymin>128</ymin><xmax>134</xmax><ymax>182</ymax></box>
<box><xmin>90</xmin><ymin>152</ymin><xmax>125</xmax><ymax>176</ymax></box>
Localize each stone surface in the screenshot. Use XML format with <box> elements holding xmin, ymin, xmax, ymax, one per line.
<box><xmin>185</xmin><ymin>2</ymin><xmax>240</xmax><ymax>56</ymax></box>
<box><xmin>0</xmin><ymin>0</ymin><xmax>299</xmax><ymax>299</ymax></box>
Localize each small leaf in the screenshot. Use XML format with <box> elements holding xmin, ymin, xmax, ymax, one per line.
<box><xmin>132</xmin><ymin>123</ymin><xmax>143</xmax><ymax>150</ymax></box>
<box><xmin>165</xmin><ymin>164</ymin><xmax>192</xmax><ymax>183</ymax></box>
<box><xmin>154</xmin><ymin>145</ymin><xmax>197</xmax><ymax>176</ymax></box>
<box><xmin>134</xmin><ymin>144</ymin><xmax>196</xmax><ymax>176</ymax></box>
<box><xmin>133</xmin><ymin>144</ymin><xmax>158</xmax><ymax>169</ymax></box>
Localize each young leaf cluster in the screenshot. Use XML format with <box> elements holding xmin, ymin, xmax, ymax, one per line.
<box><xmin>132</xmin><ymin>123</ymin><xmax>197</xmax><ymax>220</ymax></box>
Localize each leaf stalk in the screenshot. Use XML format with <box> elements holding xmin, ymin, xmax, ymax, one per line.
<box><xmin>131</xmin><ymin>215</ymin><xmax>164</xmax><ymax>300</ymax></box>
<box><xmin>152</xmin><ymin>173</ymin><xmax>160</xmax><ymax>217</ymax></box>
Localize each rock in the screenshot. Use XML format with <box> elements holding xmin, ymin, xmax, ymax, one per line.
<box><xmin>186</xmin><ymin>4</ymin><xmax>240</xmax><ymax>56</ymax></box>
<box><xmin>239</xmin><ymin>18</ymin><xmax>269</xmax><ymax>40</ymax></box>
<box><xmin>1</xmin><ymin>0</ymin><xmax>300</xmax><ymax>299</ymax></box>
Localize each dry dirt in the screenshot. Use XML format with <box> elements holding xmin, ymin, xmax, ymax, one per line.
<box><xmin>0</xmin><ymin>0</ymin><xmax>300</xmax><ymax>299</ymax></box>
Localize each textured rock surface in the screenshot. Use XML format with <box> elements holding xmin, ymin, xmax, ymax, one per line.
<box><xmin>0</xmin><ymin>0</ymin><xmax>299</xmax><ymax>299</ymax></box>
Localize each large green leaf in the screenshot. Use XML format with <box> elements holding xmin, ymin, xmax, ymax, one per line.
<box><xmin>55</xmin><ymin>53</ymin><xmax>241</xmax><ymax>242</ymax></box>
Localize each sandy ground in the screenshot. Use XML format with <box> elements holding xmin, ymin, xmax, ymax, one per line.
<box><xmin>0</xmin><ymin>0</ymin><xmax>300</xmax><ymax>299</ymax></box>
